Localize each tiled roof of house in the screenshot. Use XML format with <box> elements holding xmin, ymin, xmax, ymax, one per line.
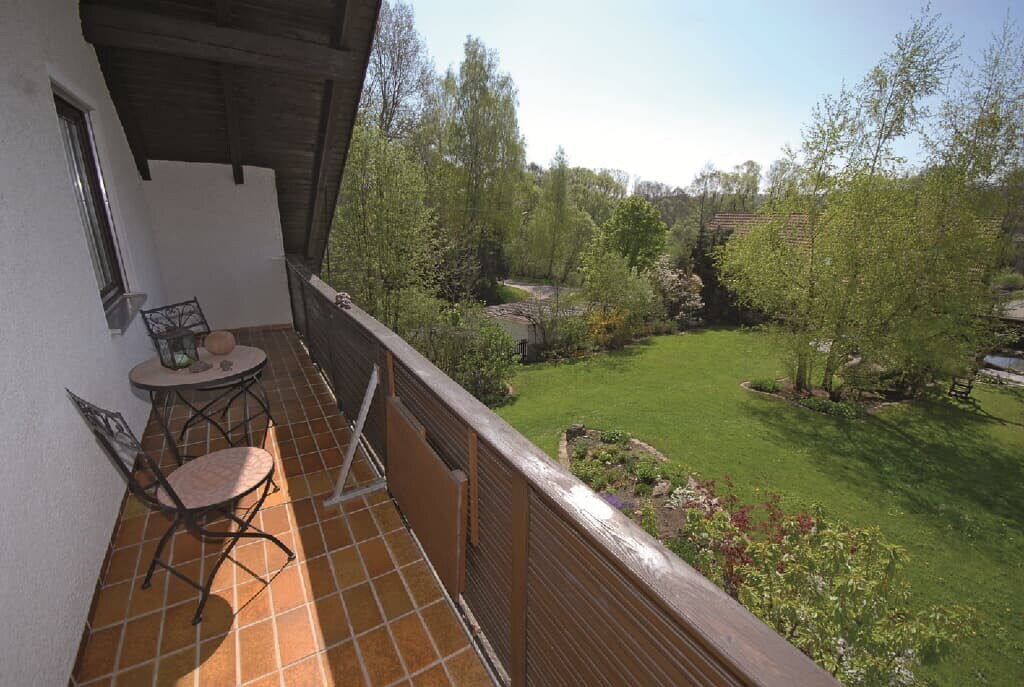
<box><xmin>709</xmin><ymin>212</ymin><xmax>813</xmax><ymax>249</ymax></box>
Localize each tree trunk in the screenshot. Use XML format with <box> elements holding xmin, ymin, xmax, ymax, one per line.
<box><xmin>795</xmin><ymin>352</ymin><xmax>809</xmax><ymax>392</ymax></box>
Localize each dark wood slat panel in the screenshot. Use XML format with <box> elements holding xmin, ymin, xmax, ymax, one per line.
<box><xmin>81</xmin><ymin>4</ymin><xmax>353</xmax><ymax>78</ymax></box>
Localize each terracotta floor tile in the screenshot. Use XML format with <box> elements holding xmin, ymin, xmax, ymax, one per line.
<box><xmin>243</xmin><ymin>670</ymin><xmax>283</xmax><ymax>687</ymax></box>
<box><xmin>323</xmin><ymin>641</ymin><xmax>365</xmax><ymax>687</ymax></box>
<box><xmin>161</xmin><ymin>601</ymin><xmax>199</xmax><ymax>655</ymax></box>
<box><xmin>198</xmin><ymin>634</ymin><xmax>237</xmax><ymax>687</ymax></box>
<box><xmin>321</xmin><ymin>447</ymin><xmax>343</xmax><ymax>468</ymax></box>
<box><xmin>347</xmin><ymin>509</ymin><xmax>379</xmax><ymax>543</ymax></box>
<box><xmin>342</xmin><ymin>496</ymin><xmax>369</xmax><ymax>515</ymax></box>
<box><xmin>358</xmin><ymin>538</ymin><xmax>394</xmax><ymax>579</ymax></box>
<box><xmin>198</xmin><ymin>591</ymin><xmax>236</xmax><ymax>640</ymax></box>
<box><xmin>342</xmin><ymin>583</ymin><xmax>383</xmax><ymax>635</ymax></box>
<box><xmin>372</xmin><ymin>571</ymin><xmax>413</xmax><ymax>620</ymax></box>
<box><xmin>309</xmin><ymin>418</ymin><xmax>330</xmax><ymax>436</ymax></box>
<box><xmin>75</xmin><ymin>625</ymin><xmax>122</xmax><ymax>682</ymax></box>
<box><xmin>154</xmin><ymin>645</ymin><xmax>197</xmax><ymax>687</ymax></box>
<box><xmin>113</xmin><ymin>517</ymin><xmax>146</xmax><ymax>549</ymax></box>
<box><xmin>291</xmin><ymin>499</ymin><xmax>317</xmax><ymax>527</ymax></box>
<box><xmin>237</xmin><ymin>618</ymin><xmax>279</xmax><ymax>683</ymax></box>
<box><xmin>128</xmin><ymin>573</ymin><xmax>166</xmax><ymax>619</ymax></box>
<box><xmin>297</xmin><ymin>524</ymin><xmax>327</xmax><ymax>559</ymax></box>
<box><xmin>270</xmin><ymin>565</ymin><xmax>306</xmax><ymax>614</ymax></box>
<box><xmin>419</xmin><ymin>602</ymin><xmax>469</xmax><ymax>659</ymax></box>
<box><xmin>166</xmin><ymin>559</ymin><xmax>202</xmax><ymax>606</ymax></box>
<box><xmin>322</xmin><ymin>517</ymin><xmax>354</xmax><ymax>552</ymax></box>
<box><xmin>357</xmin><ymin>626</ymin><xmax>405</xmax><ymax>686</ymax></box>
<box><xmin>331</xmin><ymin>546</ymin><xmax>366</xmax><ymax>589</ymax></box>
<box><xmin>113</xmin><ymin>660</ymin><xmax>154</xmax><ymax>686</ymax></box>
<box><xmin>237</xmin><ymin>579</ymin><xmax>273</xmax><ymax>627</ymax></box>
<box><xmin>276</xmin><ymin>606</ymin><xmax>317</xmax><ymax>666</ymax></box>
<box><xmin>443</xmin><ymin>648</ymin><xmax>490</xmax><ymax>687</ymax></box>
<box><xmin>295</xmin><ymin>435</ymin><xmax>317</xmax><ymax>455</ymax></box>
<box><xmin>400</xmin><ymin>561</ymin><xmax>442</xmax><ymax>607</ymax></box>
<box><xmin>371</xmin><ymin>503</ymin><xmax>405</xmax><ymax>534</ymax></box>
<box><xmin>170</xmin><ymin>532</ymin><xmax>204</xmax><ymax>565</ymax></box>
<box><xmin>283</xmin><ymin>654</ymin><xmax>324</xmax><ymax>686</ymax></box>
<box><xmin>105</xmin><ymin>546</ymin><xmax>140</xmax><ymax>586</ymax></box>
<box><xmin>310</xmin><ymin>593</ymin><xmax>350</xmax><ymax>649</ymax></box>
<box><xmin>265</xmin><ymin>536</ymin><xmax>296</xmax><ymax>572</ymax></box>
<box><xmin>119</xmin><ymin>611</ymin><xmax>162</xmax><ymax>669</ymax></box>
<box><xmin>306</xmin><ymin>554</ymin><xmax>338</xmax><ymax>600</ymax></box>
<box><xmin>307</xmin><ymin>470</ymin><xmax>333</xmax><ymax>495</ymax></box>
<box><xmin>412</xmin><ymin>664</ymin><xmax>451</xmax><ymax>687</ymax></box>
<box><xmin>385</xmin><ymin>530</ymin><xmax>421</xmax><ymax>567</ymax></box>
<box><xmin>261</xmin><ymin>506</ymin><xmax>292</xmax><ymax>535</ymax></box>
<box><xmin>91</xmin><ymin>580</ymin><xmax>132</xmax><ymax>629</ymax></box>
<box><xmin>389</xmin><ymin>614</ymin><xmax>438</xmax><ymax>674</ymax></box>
<box><xmin>144</xmin><ymin>513</ymin><xmax>175</xmax><ymax>542</ymax></box>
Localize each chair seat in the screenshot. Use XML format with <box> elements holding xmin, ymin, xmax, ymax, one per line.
<box><xmin>158</xmin><ymin>447</ymin><xmax>274</xmax><ymax>509</ymax></box>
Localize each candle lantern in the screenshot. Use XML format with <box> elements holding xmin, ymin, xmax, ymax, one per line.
<box><xmin>155</xmin><ymin>327</ymin><xmax>199</xmax><ymax>370</ymax></box>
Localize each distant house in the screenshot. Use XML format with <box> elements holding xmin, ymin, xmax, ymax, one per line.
<box><xmin>484</xmin><ymin>302</ymin><xmax>543</xmax><ymax>359</ymax></box>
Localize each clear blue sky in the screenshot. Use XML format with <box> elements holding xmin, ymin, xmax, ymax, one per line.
<box><xmin>409</xmin><ymin>0</ymin><xmax>1018</xmax><ymax>188</ymax></box>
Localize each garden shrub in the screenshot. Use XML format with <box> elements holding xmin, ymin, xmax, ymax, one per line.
<box><xmin>650</xmin><ymin>255</ymin><xmax>704</xmax><ymax>327</ymax></box>
<box><xmin>600</xmin><ymin>429</ymin><xmax>630</xmax><ymax>445</ymax></box>
<box><xmin>992</xmin><ymin>268</ymin><xmax>1024</xmax><ymax>291</ymax></box>
<box><xmin>748</xmin><ymin>377</ymin><xmax>781</xmax><ymax>393</ymax></box>
<box><xmin>634</xmin><ymin>482</ymin><xmax>653</xmax><ymax>497</ymax></box>
<box><xmin>798</xmin><ymin>396</ymin><xmax>865</xmax><ymax>418</ymax></box>
<box><xmin>632</xmin><ymin>457</ymin><xmax>661</xmax><ymax>485</ymax></box>
<box><xmin>675</xmin><ymin>478</ymin><xmax>972</xmax><ymax>685</ymax></box>
<box><xmin>639</xmin><ymin>502</ymin><xmax>659</xmax><ymax>538</ymax></box>
<box><xmin>570</xmin><ymin>458</ymin><xmax>611</xmax><ymax>491</ymax></box>
<box><xmin>571</xmin><ymin>443</ymin><xmax>589</xmax><ymax>461</ymax></box>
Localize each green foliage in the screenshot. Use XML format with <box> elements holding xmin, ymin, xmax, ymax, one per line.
<box><xmin>639</xmin><ymin>501</ymin><xmax>659</xmax><ymax>538</ymax></box>
<box><xmin>798</xmin><ymin>397</ymin><xmax>865</xmax><ymax>419</ymax></box>
<box><xmin>716</xmin><ymin>9</ymin><xmax>1016</xmax><ymax>396</ymax></box>
<box><xmin>571</xmin><ymin>443</ymin><xmax>590</xmax><ymax>462</ymax></box>
<box><xmin>598</xmin><ymin>195</ymin><xmax>668</xmax><ymax>271</ymax></box>
<box><xmin>633</xmin><ymin>482</ymin><xmax>653</xmax><ymax>497</ymax></box>
<box><xmin>325</xmin><ymin>123</ymin><xmax>433</xmax><ymax>330</ymax></box>
<box><xmin>570</xmin><ymin>457</ymin><xmax>612</xmax><ymax>491</ymax></box>
<box><xmin>992</xmin><ymin>268</ymin><xmax>1024</xmax><ymax>292</ymax></box>
<box><xmin>581</xmin><ymin>248</ymin><xmax>656</xmax><ymax>348</ymax></box>
<box><xmin>429</xmin><ymin>37</ymin><xmax>526</xmax><ymax>299</ymax></box>
<box><xmin>599</xmin><ymin>429</ymin><xmax>629</xmax><ymax>445</ymax></box>
<box><xmin>748</xmin><ymin>378</ymin><xmax>781</xmax><ymax>393</ymax></box>
<box><xmin>678</xmin><ymin>489</ymin><xmax>973</xmax><ymax>685</ymax></box>
<box><xmin>508</xmin><ymin>148</ymin><xmax>596</xmax><ymax>282</ymax></box>
<box><xmin>632</xmin><ymin>457</ymin><xmax>661</xmax><ymax>485</ymax></box>
<box><xmin>395</xmin><ymin>292</ymin><xmax>517</xmax><ymax>406</ymax></box>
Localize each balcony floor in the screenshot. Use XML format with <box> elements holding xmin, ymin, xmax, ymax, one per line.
<box><xmin>71</xmin><ymin>328</ymin><xmax>491</xmax><ymax>687</ymax></box>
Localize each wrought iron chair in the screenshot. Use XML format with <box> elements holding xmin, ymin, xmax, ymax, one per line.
<box><xmin>141</xmin><ymin>298</ymin><xmax>271</xmax><ymax>443</ymax></box>
<box><xmin>67</xmin><ymin>390</ymin><xmax>294</xmax><ymax>625</ymax></box>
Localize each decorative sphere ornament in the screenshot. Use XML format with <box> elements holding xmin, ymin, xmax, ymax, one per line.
<box><xmin>205</xmin><ymin>330</ymin><xmax>236</xmax><ymax>355</ymax></box>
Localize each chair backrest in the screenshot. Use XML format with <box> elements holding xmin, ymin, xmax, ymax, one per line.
<box><xmin>66</xmin><ymin>390</ymin><xmax>186</xmax><ymax>512</ymax></box>
<box><xmin>141</xmin><ymin>297</ymin><xmax>211</xmax><ymax>342</ymax></box>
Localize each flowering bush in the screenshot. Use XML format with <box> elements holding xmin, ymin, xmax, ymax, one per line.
<box><xmin>650</xmin><ymin>256</ymin><xmax>704</xmax><ymax>327</ymax></box>
<box><xmin>674</xmin><ymin>477</ymin><xmax>972</xmax><ymax>685</ymax></box>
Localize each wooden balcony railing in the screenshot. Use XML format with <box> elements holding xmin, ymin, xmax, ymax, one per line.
<box><xmin>285</xmin><ymin>256</ymin><xmax>837</xmax><ymax>687</ymax></box>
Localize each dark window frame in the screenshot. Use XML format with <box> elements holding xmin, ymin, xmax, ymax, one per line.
<box><xmin>54</xmin><ymin>93</ymin><xmax>126</xmax><ymax>309</ymax></box>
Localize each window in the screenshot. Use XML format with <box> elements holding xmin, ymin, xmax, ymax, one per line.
<box><xmin>55</xmin><ymin>94</ymin><xmax>125</xmax><ymax>308</ymax></box>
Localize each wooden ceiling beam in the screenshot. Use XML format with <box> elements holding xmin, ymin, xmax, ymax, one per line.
<box><xmin>81</xmin><ymin>5</ymin><xmax>352</xmax><ymax>79</ymax></box>
<box><xmin>303</xmin><ymin>0</ymin><xmax>350</xmax><ymax>263</ymax></box>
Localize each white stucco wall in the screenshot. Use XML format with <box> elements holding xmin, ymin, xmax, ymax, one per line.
<box><xmin>0</xmin><ymin>1</ymin><xmax>169</xmax><ymax>684</ymax></box>
<box><xmin>144</xmin><ymin>161</ymin><xmax>293</xmax><ymax>330</ymax></box>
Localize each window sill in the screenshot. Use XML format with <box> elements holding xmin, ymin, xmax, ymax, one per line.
<box><xmin>106</xmin><ymin>292</ymin><xmax>147</xmax><ymax>335</ymax></box>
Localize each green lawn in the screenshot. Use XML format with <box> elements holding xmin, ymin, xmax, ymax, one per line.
<box><xmin>492</xmin><ymin>283</ymin><xmax>532</xmax><ymax>304</ymax></box>
<box><xmin>497</xmin><ymin>328</ymin><xmax>1024</xmax><ymax>686</ymax></box>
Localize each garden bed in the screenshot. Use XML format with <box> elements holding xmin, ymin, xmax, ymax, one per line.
<box><xmin>740</xmin><ymin>377</ymin><xmax>906</xmax><ymax>417</ymax></box>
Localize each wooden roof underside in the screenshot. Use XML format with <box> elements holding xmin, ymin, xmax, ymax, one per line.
<box><xmin>81</xmin><ymin>0</ymin><xmax>380</xmax><ymax>269</ymax></box>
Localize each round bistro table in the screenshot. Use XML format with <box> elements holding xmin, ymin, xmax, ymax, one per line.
<box><xmin>130</xmin><ymin>345</ymin><xmax>271</xmax><ymax>463</ymax></box>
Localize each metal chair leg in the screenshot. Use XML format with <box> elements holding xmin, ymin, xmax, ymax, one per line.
<box><xmin>142</xmin><ymin>513</ymin><xmax>180</xmax><ymax>589</ymax></box>
<box><xmin>189</xmin><ymin>477</ymin><xmax>294</xmax><ymax>624</ymax></box>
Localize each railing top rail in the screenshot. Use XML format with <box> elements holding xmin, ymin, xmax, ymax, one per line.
<box><xmin>286</xmin><ymin>256</ymin><xmax>836</xmax><ymax>687</ymax></box>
